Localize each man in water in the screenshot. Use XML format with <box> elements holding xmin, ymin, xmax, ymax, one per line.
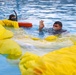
<box><xmin>8</xmin><ymin>10</ymin><xmax>18</xmax><ymax>21</ymax></box>
<box><xmin>39</xmin><ymin>20</ymin><xmax>67</xmax><ymax>35</ymax></box>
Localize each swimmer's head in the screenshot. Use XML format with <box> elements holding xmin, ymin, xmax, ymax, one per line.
<box><xmin>8</xmin><ymin>14</ymin><xmax>16</xmax><ymax>21</ymax></box>
<box><xmin>53</xmin><ymin>21</ymin><xmax>62</xmax><ymax>30</ymax></box>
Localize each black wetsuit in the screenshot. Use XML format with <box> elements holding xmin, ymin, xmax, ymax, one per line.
<box><xmin>39</xmin><ymin>28</ymin><xmax>67</xmax><ymax>35</ymax></box>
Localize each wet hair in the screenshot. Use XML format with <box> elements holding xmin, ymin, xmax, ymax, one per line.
<box><xmin>54</xmin><ymin>21</ymin><xmax>62</xmax><ymax>27</ymax></box>
<box><xmin>8</xmin><ymin>14</ymin><xmax>15</xmax><ymax>20</ymax></box>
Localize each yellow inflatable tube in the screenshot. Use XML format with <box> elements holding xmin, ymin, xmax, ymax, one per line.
<box><xmin>30</xmin><ymin>35</ymin><xmax>57</xmax><ymax>41</ymax></box>
<box><xmin>0</xmin><ymin>39</ymin><xmax>22</xmax><ymax>59</ymax></box>
<box><xmin>0</xmin><ymin>19</ymin><xmax>19</xmax><ymax>28</ymax></box>
<box><xmin>19</xmin><ymin>45</ymin><xmax>76</xmax><ymax>75</ymax></box>
<box><xmin>19</xmin><ymin>52</ymin><xmax>46</xmax><ymax>75</ymax></box>
<box><xmin>0</xmin><ymin>25</ymin><xmax>13</xmax><ymax>39</ymax></box>
<box><xmin>44</xmin><ymin>35</ymin><xmax>57</xmax><ymax>41</ymax></box>
<box><xmin>0</xmin><ymin>25</ymin><xmax>22</xmax><ymax>59</ymax></box>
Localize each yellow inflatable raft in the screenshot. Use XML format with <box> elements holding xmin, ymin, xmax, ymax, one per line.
<box><xmin>0</xmin><ymin>39</ymin><xmax>22</xmax><ymax>59</ymax></box>
<box><xmin>0</xmin><ymin>25</ymin><xmax>22</xmax><ymax>59</ymax></box>
<box><xmin>0</xmin><ymin>25</ymin><xmax>13</xmax><ymax>39</ymax></box>
<box><xmin>0</xmin><ymin>19</ymin><xmax>19</xmax><ymax>28</ymax></box>
<box><xmin>1</xmin><ymin>22</ymin><xmax>76</xmax><ymax>75</ymax></box>
<box><xmin>19</xmin><ymin>44</ymin><xmax>76</xmax><ymax>75</ymax></box>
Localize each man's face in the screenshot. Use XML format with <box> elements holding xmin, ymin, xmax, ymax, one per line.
<box><xmin>53</xmin><ymin>24</ymin><xmax>62</xmax><ymax>30</ymax></box>
<box><xmin>11</xmin><ymin>16</ymin><xmax>16</xmax><ymax>19</ymax></box>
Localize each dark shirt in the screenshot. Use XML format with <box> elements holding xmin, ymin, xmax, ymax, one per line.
<box><xmin>42</xmin><ymin>28</ymin><xmax>67</xmax><ymax>35</ymax></box>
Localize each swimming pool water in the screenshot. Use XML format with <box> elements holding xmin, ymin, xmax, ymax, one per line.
<box><xmin>0</xmin><ymin>55</ymin><xmax>21</xmax><ymax>75</ymax></box>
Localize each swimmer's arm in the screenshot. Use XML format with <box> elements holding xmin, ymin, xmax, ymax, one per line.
<box><xmin>43</xmin><ymin>28</ymin><xmax>50</xmax><ymax>32</ymax></box>
<box><xmin>39</xmin><ymin>20</ymin><xmax>44</xmax><ymax>31</ymax></box>
<box><xmin>39</xmin><ymin>20</ymin><xmax>51</xmax><ymax>32</ymax></box>
<box><xmin>13</xmin><ymin>10</ymin><xmax>18</xmax><ymax>21</ymax></box>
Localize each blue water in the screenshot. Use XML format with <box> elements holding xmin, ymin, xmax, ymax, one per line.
<box><xmin>0</xmin><ymin>55</ymin><xmax>21</xmax><ymax>75</ymax></box>
<box><xmin>0</xmin><ymin>0</ymin><xmax>76</xmax><ymax>75</ymax></box>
